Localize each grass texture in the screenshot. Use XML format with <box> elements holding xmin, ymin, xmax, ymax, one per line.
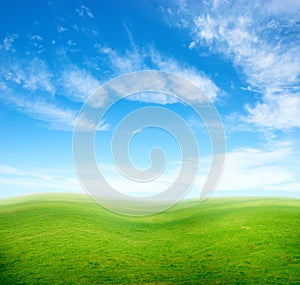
<box><xmin>0</xmin><ymin>194</ymin><xmax>299</xmax><ymax>284</ymax></box>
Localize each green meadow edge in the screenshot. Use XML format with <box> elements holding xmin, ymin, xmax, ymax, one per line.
<box><xmin>0</xmin><ymin>194</ymin><xmax>299</xmax><ymax>284</ymax></box>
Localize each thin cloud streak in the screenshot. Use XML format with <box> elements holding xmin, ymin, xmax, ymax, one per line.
<box><xmin>167</xmin><ymin>0</ymin><xmax>300</xmax><ymax>130</ymax></box>
<box><xmin>0</xmin><ymin>164</ymin><xmax>83</xmax><ymax>198</ymax></box>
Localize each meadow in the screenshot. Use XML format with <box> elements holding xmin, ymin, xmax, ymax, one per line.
<box><xmin>0</xmin><ymin>194</ymin><xmax>299</xmax><ymax>284</ymax></box>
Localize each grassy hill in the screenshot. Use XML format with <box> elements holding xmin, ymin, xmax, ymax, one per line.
<box><xmin>0</xmin><ymin>194</ymin><xmax>299</xmax><ymax>284</ymax></box>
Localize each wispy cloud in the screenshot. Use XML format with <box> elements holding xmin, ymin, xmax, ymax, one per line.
<box><xmin>76</xmin><ymin>5</ymin><xmax>94</xmax><ymax>19</ymax></box>
<box><xmin>86</xmin><ymin>140</ymin><xmax>300</xmax><ymax>198</ymax></box>
<box><xmin>96</xmin><ymin>44</ymin><xmax>145</xmax><ymax>74</ymax></box>
<box><xmin>0</xmin><ymin>20</ymin><xmax>222</xmax><ymax>131</ymax></box>
<box><xmin>186</xmin><ymin>140</ymin><xmax>300</xmax><ymax>197</ymax></box>
<box><xmin>0</xmin><ymin>34</ymin><xmax>18</xmax><ymax>51</ymax></box>
<box><xmin>1</xmin><ymin>57</ymin><xmax>54</xmax><ymax>93</ymax></box>
<box><xmin>98</xmin><ymin>161</ymin><xmax>181</xmax><ymax>197</ymax></box>
<box><xmin>0</xmin><ymin>55</ymin><xmax>78</xmax><ymax>130</ymax></box>
<box><xmin>96</xmin><ymin>43</ymin><xmax>222</xmax><ymax>103</ymax></box>
<box><xmin>129</xmin><ymin>92</ymin><xmax>179</xmax><ymax>105</ymax></box>
<box><xmin>57</xmin><ymin>25</ymin><xmax>67</xmax><ymax>33</ymax></box>
<box><xmin>75</xmin><ymin>114</ymin><xmax>110</xmax><ymax>132</ymax></box>
<box><xmin>0</xmin><ymin>164</ymin><xmax>83</xmax><ymax>198</ymax></box>
<box><xmin>1</xmin><ymin>91</ymin><xmax>76</xmax><ymax>130</ymax></box>
<box><xmin>245</xmin><ymin>90</ymin><xmax>300</xmax><ymax>129</ymax></box>
<box><xmin>0</xmin><ymin>53</ymin><xmax>102</xmax><ymax>130</ymax></box>
<box><xmin>149</xmin><ymin>49</ymin><xmax>221</xmax><ymax>102</ymax></box>
<box><xmin>31</xmin><ymin>34</ymin><xmax>43</xmax><ymax>41</ymax></box>
<box><xmin>217</xmin><ymin>141</ymin><xmax>300</xmax><ymax>193</ymax></box>
<box><xmin>61</xmin><ymin>65</ymin><xmax>101</xmax><ymax>102</ymax></box>
<box><xmin>95</xmin><ymin>23</ymin><xmax>222</xmax><ymax>102</ymax></box>
<box><xmin>166</xmin><ymin>0</ymin><xmax>300</xmax><ymax>130</ymax></box>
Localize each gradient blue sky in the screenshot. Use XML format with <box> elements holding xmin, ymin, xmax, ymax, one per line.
<box><xmin>0</xmin><ymin>0</ymin><xmax>300</xmax><ymax>199</ymax></box>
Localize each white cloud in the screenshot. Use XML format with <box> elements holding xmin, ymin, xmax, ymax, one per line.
<box><xmin>264</xmin><ymin>0</ymin><xmax>300</xmax><ymax>18</ymax></box>
<box><xmin>98</xmin><ymin>161</ymin><xmax>181</xmax><ymax>197</ymax></box>
<box><xmin>93</xmin><ymin>140</ymin><xmax>300</xmax><ymax>198</ymax></box>
<box><xmin>188</xmin><ymin>41</ymin><xmax>196</xmax><ymax>49</ymax></box>
<box><xmin>75</xmin><ymin>113</ymin><xmax>110</xmax><ymax>132</ymax></box>
<box><xmin>245</xmin><ymin>91</ymin><xmax>300</xmax><ymax>129</ymax></box>
<box><xmin>95</xmin><ymin>26</ymin><xmax>221</xmax><ymax>103</ymax></box>
<box><xmin>1</xmin><ymin>58</ymin><xmax>54</xmax><ymax>93</ymax></box>
<box><xmin>129</xmin><ymin>92</ymin><xmax>179</xmax><ymax>105</ymax></box>
<box><xmin>61</xmin><ymin>66</ymin><xmax>101</xmax><ymax>102</ymax></box>
<box><xmin>0</xmin><ymin>165</ymin><xmax>83</xmax><ymax>199</ymax></box>
<box><xmin>149</xmin><ymin>49</ymin><xmax>221</xmax><ymax>102</ymax></box>
<box><xmin>190</xmin><ymin>7</ymin><xmax>300</xmax><ymax>91</ymax></box>
<box><xmin>96</xmin><ymin>44</ymin><xmax>221</xmax><ymax>103</ymax></box>
<box><xmin>2</xmin><ymin>140</ymin><xmax>298</xmax><ymax>199</ymax></box>
<box><xmin>185</xmin><ymin>140</ymin><xmax>300</xmax><ymax>197</ymax></box>
<box><xmin>0</xmin><ymin>34</ymin><xmax>17</xmax><ymax>51</ymax></box>
<box><xmin>96</xmin><ymin>44</ymin><xmax>145</xmax><ymax>74</ymax></box>
<box><xmin>57</xmin><ymin>26</ymin><xmax>67</xmax><ymax>33</ymax></box>
<box><xmin>194</xmin><ymin>14</ymin><xmax>217</xmax><ymax>41</ymax></box>
<box><xmin>76</xmin><ymin>5</ymin><xmax>94</xmax><ymax>18</ymax></box>
<box><xmin>2</xmin><ymin>92</ymin><xmax>77</xmax><ymax>130</ymax></box>
<box><xmin>168</xmin><ymin>0</ymin><xmax>300</xmax><ymax>130</ymax></box>
<box><xmin>31</xmin><ymin>34</ymin><xmax>42</xmax><ymax>41</ymax></box>
<box><xmin>0</xmin><ymin>165</ymin><xmax>18</xmax><ymax>175</ymax></box>
<box><xmin>0</xmin><ymin>56</ymin><xmax>81</xmax><ymax>130</ymax></box>
<box><xmin>0</xmin><ymin>56</ymin><xmax>101</xmax><ymax>131</ymax></box>
<box><xmin>217</xmin><ymin>142</ymin><xmax>300</xmax><ymax>193</ymax></box>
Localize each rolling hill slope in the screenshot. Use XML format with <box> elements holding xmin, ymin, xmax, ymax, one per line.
<box><xmin>0</xmin><ymin>194</ymin><xmax>299</xmax><ymax>284</ymax></box>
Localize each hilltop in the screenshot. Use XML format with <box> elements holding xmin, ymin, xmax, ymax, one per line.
<box><xmin>0</xmin><ymin>194</ymin><xmax>299</xmax><ymax>284</ymax></box>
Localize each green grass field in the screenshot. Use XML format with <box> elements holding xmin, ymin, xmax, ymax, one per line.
<box><xmin>0</xmin><ymin>194</ymin><xmax>299</xmax><ymax>284</ymax></box>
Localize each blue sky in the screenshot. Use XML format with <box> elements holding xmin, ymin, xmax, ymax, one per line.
<box><xmin>0</xmin><ymin>0</ymin><xmax>300</xmax><ymax>199</ymax></box>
